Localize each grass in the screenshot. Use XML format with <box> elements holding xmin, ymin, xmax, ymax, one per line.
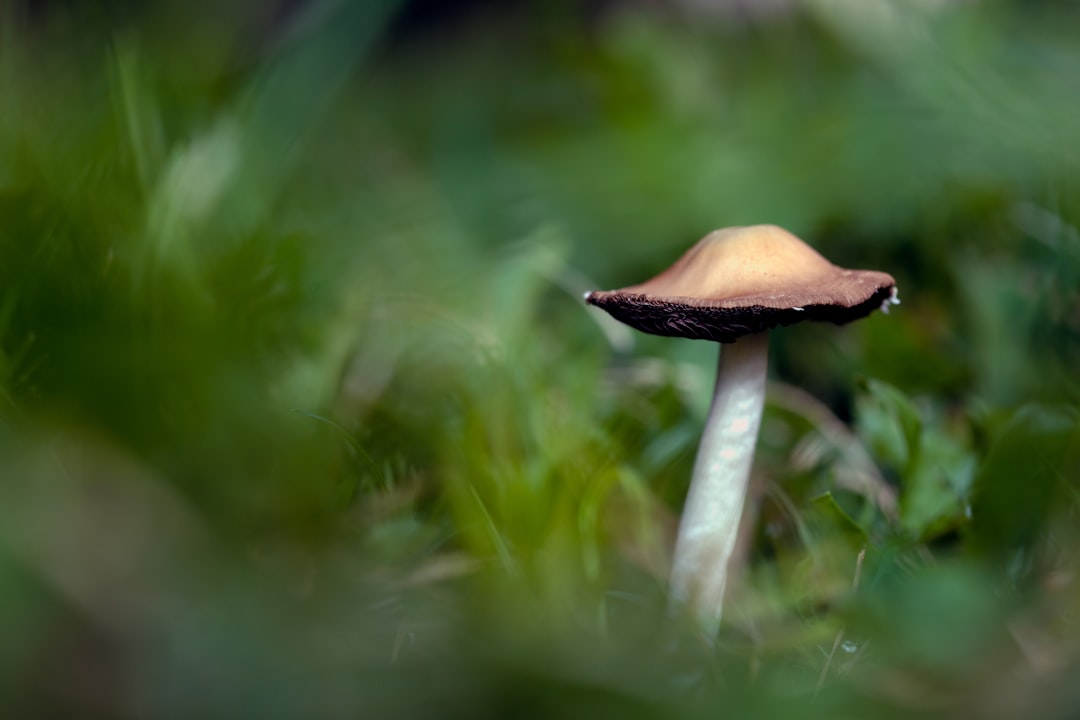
<box><xmin>1</xmin><ymin>0</ymin><xmax>1079</xmax><ymax>717</ymax></box>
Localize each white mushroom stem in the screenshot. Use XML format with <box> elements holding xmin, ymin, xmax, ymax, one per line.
<box><xmin>669</xmin><ymin>331</ymin><xmax>769</xmax><ymax>640</ymax></box>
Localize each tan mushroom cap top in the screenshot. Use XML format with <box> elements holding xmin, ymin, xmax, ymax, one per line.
<box><xmin>586</xmin><ymin>225</ymin><xmax>897</xmax><ymax>343</ymax></box>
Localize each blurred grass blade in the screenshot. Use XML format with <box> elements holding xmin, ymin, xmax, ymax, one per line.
<box><xmin>224</xmin><ymin>0</ymin><xmax>405</xmax><ymax>233</ymax></box>
<box><xmin>469</xmin><ymin>484</ymin><xmax>519</xmax><ymax>577</ymax></box>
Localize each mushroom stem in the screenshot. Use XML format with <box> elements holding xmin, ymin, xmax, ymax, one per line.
<box><xmin>670</xmin><ymin>331</ymin><xmax>769</xmax><ymax>639</ymax></box>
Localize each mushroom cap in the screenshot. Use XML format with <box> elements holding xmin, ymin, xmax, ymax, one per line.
<box><xmin>586</xmin><ymin>225</ymin><xmax>897</xmax><ymax>343</ymax></box>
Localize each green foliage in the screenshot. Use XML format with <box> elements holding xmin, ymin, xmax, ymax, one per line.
<box><xmin>971</xmin><ymin>405</ymin><xmax>1080</xmax><ymax>561</ymax></box>
<box><xmin>2</xmin><ymin>0</ymin><xmax>1080</xmax><ymax>717</ymax></box>
<box><xmin>856</xmin><ymin>378</ymin><xmax>976</xmax><ymax>540</ymax></box>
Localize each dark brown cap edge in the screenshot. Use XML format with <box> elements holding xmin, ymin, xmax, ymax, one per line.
<box><xmin>586</xmin><ymin>284</ymin><xmax>897</xmax><ymax>343</ymax></box>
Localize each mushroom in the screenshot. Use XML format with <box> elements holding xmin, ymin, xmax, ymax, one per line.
<box><xmin>586</xmin><ymin>224</ymin><xmax>897</xmax><ymax>638</ymax></box>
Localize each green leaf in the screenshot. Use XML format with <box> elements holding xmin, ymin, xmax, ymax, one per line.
<box><xmin>856</xmin><ymin>379</ymin><xmax>977</xmax><ymax>540</ymax></box>
<box><xmin>897</xmin><ymin>433</ymin><xmax>976</xmax><ymax>541</ymax></box>
<box><xmin>809</xmin><ymin>491</ymin><xmax>870</xmax><ymax>549</ymax></box>
<box><xmin>856</xmin><ymin>378</ymin><xmax>923</xmax><ymax>468</ymax></box>
<box><xmin>969</xmin><ymin>404</ymin><xmax>1080</xmax><ymax>557</ymax></box>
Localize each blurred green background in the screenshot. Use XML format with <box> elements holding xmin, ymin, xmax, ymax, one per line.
<box><xmin>1</xmin><ymin>0</ymin><xmax>1079</xmax><ymax>716</ymax></box>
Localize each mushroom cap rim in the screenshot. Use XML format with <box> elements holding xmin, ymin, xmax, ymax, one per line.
<box><xmin>585</xmin><ymin>281</ymin><xmax>897</xmax><ymax>343</ymax></box>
